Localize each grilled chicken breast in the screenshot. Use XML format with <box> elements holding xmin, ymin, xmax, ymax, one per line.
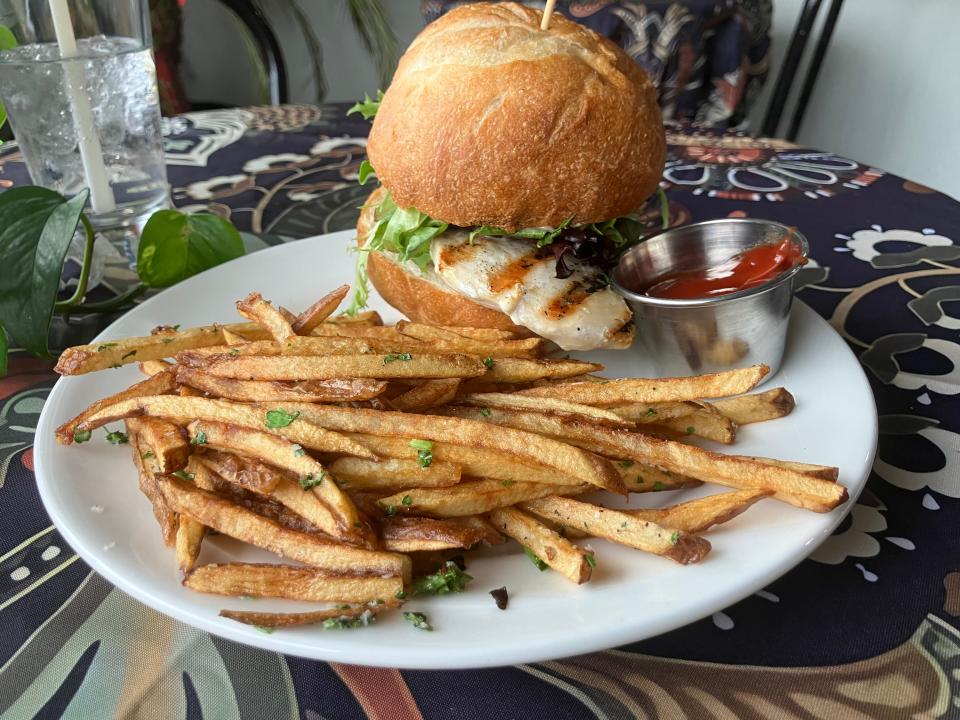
<box><xmin>427</xmin><ymin>230</ymin><xmax>633</xmax><ymax>351</ymax></box>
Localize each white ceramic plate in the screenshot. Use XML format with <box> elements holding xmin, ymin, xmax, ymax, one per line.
<box><xmin>35</xmin><ymin>231</ymin><xmax>877</xmax><ymax>669</ymax></box>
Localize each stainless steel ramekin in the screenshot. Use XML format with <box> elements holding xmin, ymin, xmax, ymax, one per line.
<box><xmin>612</xmin><ymin>219</ymin><xmax>809</xmax><ymax>380</ymax></box>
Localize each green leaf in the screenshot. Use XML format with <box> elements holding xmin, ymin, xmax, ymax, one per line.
<box><xmin>0</xmin><ymin>326</ymin><xmax>6</xmax><ymax>377</ymax></box>
<box><xmin>104</xmin><ymin>429</ymin><xmax>129</xmax><ymax>445</ymax></box>
<box><xmin>346</xmin><ymin>90</ymin><xmax>384</xmax><ymax>120</ymax></box>
<box><xmin>136</xmin><ymin>210</ymin><xmax>243</xmax><ymax>288</ymax></box>
<box><xmin>0</xmin><ymin>187</ymin><xmax>88</xmax><ymax>358</ymax></box>
<box><xmin>403</xmin><ymin>611</ymin><xmax>432</xmax><ymax>631</ymax></box>
<box><xmin>357</xmin><ymin>159</ymin><xmax>375</xmax><ymax>185</ymax></box>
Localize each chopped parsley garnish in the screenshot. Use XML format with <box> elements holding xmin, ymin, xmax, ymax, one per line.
<box><xmin>300</xmin><ymin>473</ymin><xmax>324</xmax><ymax>490</ymax></box>
<box><xmin>265</xmin><ymin>409</ymin><xmax>300</xmax><ymax>428</ymax></box>
<box><xmin>500</xmin><ymin>479</ymin><xmax>516</xmax><ymax>487</ymax></box>
<box><xmin>401</xmin><ymin>494</ymin><xmax>413</xmax><ymax>506</ymax></box>
<box><xmin>653</xmin><ymin>481</ymin><xmax>665</xmax><ymax>491</ymax></box>
<box><xmin>618</xmin><ymin>459</ymin><xmax>634</xmax><ymax>468</ymax></box>
<box><xmin>73</xmin><ymin>429</ymin><xmax>92</xmax><ymax>444</ymax></box>
<box><xmin>482</xmin><ymin>356</ymin><xmax>494</xmax><ymax>369</ymax></box>
<box><xmin>410</xmin><ymin>439</ymin><xmax>434</xmax><ymax>468</ymax></box>
<box><xmin>253</xmin><ymin>625</ymin><xmax>274</xmax><ymax>634</ymax></box>
<box><xmin>172</xmin><ymin>470</ymin><xmax>195</xmax><ymax>481</ymax></box>
<box><xmin>489</xmin><ymin>586</ymin><xmax>509</xmax><ymax>610</ymax></box>
<box><xmin>96</xmin><ymin>342</ymin><xmax>118</xmax><ymax>351</ymax></box>
<box><xmin>395</xmin><ymin>590</ymin><xmax>407</xmax><ymax>600</ymax></box>
<box><xmin>585</xmin><ymin>553</ymin><xmax>597</xmax><ymax>568</ymax></box>
<box><xmin>383</xmin><ymin>353</ymin><xmax>413</xmax><ymax>364</ymax></box>
<box><xmin>228</xmin><ymin>348</ymin><xmax>240</xmax><ymax>356</ymax></box>
<box><xmin>669</xmin><ymin>531</ymin><xmax>680</xmax><ymax>546</ymax></box>
<box><xmin>645</xmin><ymin>408</ymin><xmax>657</xmax><ymax>417</ymax></box>
<box><xmin>191</xmin><ymin>430</ymin><xmax>207</xmax><ymax>446</ymax></box>
<box><xmin>403</xmin><ymin>611</ymin><xmax>432</xmax><ymax>631</ymax></box>
<box><xmin>382</xmin><ymin>504</ymin><xmax>397</xmax><ymax>516</ymax></box>
<box><xmin>635</xmin><ymin>476</ymin><xmax>645</xmax><ymax>484</ymax></box>
<box><xmin>292</xmin><ymin>444</ymin><xmax>306</xmax><ymax>457</ymax></box>
<box><xmin>322</xmin><ymin>615</ymin><xmax>366</xmax><ymax>630</ymax></box>
<box><xmin>685</xmin><ymin>426</ymin><xmax>695</xmax><ymax>435</ymax></box>
<box><xmin>120</xmin><ymin>350</ymin><xmax>137</xmax><ymax>360</ymax></box>
<box><xmin>161</xmin><ymin>337</ymin><xmax>174</xmax><ymax>344</ymax></box>
<box><xmin>142</xmin><ymin>450</ymin><xmax>155</xmax><ymax>459</ymax></box>
<box><xmin>480</xmin><ymin>407</ymin><xmax>491</xmax><ymax>417</ymax></box>
<box><xmin>104</xmin><ymin>429</ymin><xmax>128</xmax><ymax>445</ymax></box>
<box><xmin>524</xmin><ymin>546</ymin><xmax>548</xmax><ymax>571</ymax></box>
<box><xmin>413</xmin><ymin>560</ymin><xmax>473</xmax><ymax>595</ymax></box>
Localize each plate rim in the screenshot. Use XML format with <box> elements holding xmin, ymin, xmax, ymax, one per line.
<box><xmin>33</xmin><ymin>231</ymin><xmax>877</xmax><ymax>669</ymax></box>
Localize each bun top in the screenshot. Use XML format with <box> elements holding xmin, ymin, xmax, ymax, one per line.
<box><xmin>366</xmin><ymin>2</ymin><xmax>666</xmax><ymax>231</ymax></box>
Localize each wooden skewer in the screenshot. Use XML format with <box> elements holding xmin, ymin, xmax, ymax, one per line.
<box><xmin>541</xmin><ymin>0</ymin><xmax>558</xmax><ymax>30</ymax></box>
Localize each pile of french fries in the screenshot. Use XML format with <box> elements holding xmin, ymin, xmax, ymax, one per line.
<box><xmin>54</xmin><ymin>285</ymin><xmax>847</xmax><ymax>631</ymax></box>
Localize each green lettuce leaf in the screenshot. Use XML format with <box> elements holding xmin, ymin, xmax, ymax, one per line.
<box><xmin>346</xmin><ymin>90</ymin><xmax>384</xmax><ymax>121</ymax></box>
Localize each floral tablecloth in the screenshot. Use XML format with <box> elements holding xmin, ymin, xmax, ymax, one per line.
<box><xmin>1</xmin><ymin>104</ymin><xmax>959</xmax><ymax>719</ymax></box>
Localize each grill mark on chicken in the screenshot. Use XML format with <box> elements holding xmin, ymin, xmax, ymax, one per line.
<box><xmin>437</xmin><ymin>241</ymin><xmax>483</xmax><ymax>269</ymax></box>
<box><xmin>489</xmin><ymin>255</ymin><xmax>540</xmax><ymax>294</ymax></box>
<box><xmin>545</xmin><ymin>283</ymin><xmax>591</xmax><ymax>320</ymax></box>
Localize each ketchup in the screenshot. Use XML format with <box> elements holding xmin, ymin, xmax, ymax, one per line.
<box><xmin>643</xmin><ymin>237</ymin><xmax>806</xmax><ymax>300</ymax></box>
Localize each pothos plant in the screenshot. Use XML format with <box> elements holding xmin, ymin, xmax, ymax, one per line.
<box><xmin>0</xmin><ymin>187</ymin><xmax>244</xmax><ymax>375</ymax></box>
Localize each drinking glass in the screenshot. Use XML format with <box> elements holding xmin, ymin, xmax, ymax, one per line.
<box><xmin>0</xmin><ymin>0</ymin><xmax>169</xmax><ymax>229</ymax></box>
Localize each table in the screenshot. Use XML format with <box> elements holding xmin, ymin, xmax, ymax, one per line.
<box><xmin>1</xmin><ymin>103</ymin><xmax>958</xmax><ymax>719</ymax></box>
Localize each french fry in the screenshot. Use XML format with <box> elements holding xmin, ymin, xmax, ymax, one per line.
<box><xmin>219</xmin><ymin>604</ymin><xmax>383</xmax><ymax>629</ymax></box>
<box><xmin>198</xmin><ymin>450</ymin><xmax>289</xmax><ymax>494</ymax></box>
<box><xmin>131</xmin><ymin>416</ymin><xmax>189</xmax><ymax>474</ymax></box>
<box><xmin>329</xmin><ymin>456</ymin><xmax>461</xmax><ymax>490</ymax></box>
<box><xmin>128</xmin><ymin>421</ymin><xmax>178</xmax><ymax>547</ymax></box>
<box><xmin>346</xmin><ymin>433</ymin><xmax>584</xmax><ymax>487</ymax></box>
<box><xmin>73</xmin><ymin>395</ymin><xmax>376</xmax><ymax>459</ymax></box>
<box><xmin>56</xmin><ymin>367</ymin><xmax>177</xmax><ymax>444</ymax></box>
<box><xmin>390</xmin><ymin>379</ymin><xmax>461</xmax><ymax>412</ymax></box>
<box><xmin>624</xmin><ymin>489</ymin><xmax>772</xmax><ymax>533</ymax></box>
<box><xmin>175</xmin><ymin>514</ymin><xmax>205</xmax><ymax>573</ymax></box>
<box><xmin>377</xmin><ymin>479</ymin><xmax>585</xmax><ymax>517</ymax></box>
<box><xmin>708</xmin><ymin>387</ymin><xmax>795</xmax><ymax>425</ymax></box>
<box><xmin>736</xmin><ymin>456</ymin><xmax>839</xmax><ymax>481</ymax></box>
<box><xmin>606</xmin><ymin>401</ymin><xmax>699</xmax><ymax>423</ymax></box>
<box><xmin>514</xmin><ymin>365</ymin><xmax>769</xmax><ymax>404</ymax></box>
<box><xmin>380</xmin><ymin>515</ymin><xmax>501</xmax><ymax>551</ymax></box>
<box><xmin>221</xmin><ymin>329</ymin><xmax>249</xmax><ymax>346</ymax></box>
<box><xmin>278</xmin><ymin>403</ymin><xmax>624</xmax><ymax>493</ymax></box>
<box><xmin>158</xmin><ymin>476</ymin><xmax>411</xmax><ymax>580</ymax></box>
<box><xmin>327</xmin><ymin>309</ymin><xmax>382</xmax><ymax>326</ymax></box>
<box><xmin>139</xmin><ymin>359</ymin><xmax>172</xmax><ymax>376</ymax></box>
<box><xmin>292</xmin><ymin>284</ymin><xmax>350</xmax><ymax>334</ymax></box>
<box><xmin>614</xmin><ymin>460</ymin><xmax>702</xmax><ymax>493</ymax></box>
<box><xmin>54</xmin><ymin>322</ymin><xmax>270</xmax><ymax>375</ymax></box>
<box><xmin>396</xmin><ymin>322</ymin><xmax>518</xmax><ymax>341</ymax></box>
<box><xmin>649</xmin><ymin>405</ymin><xmax>737</xmax><ymax>444</ymax></box>
<box><xmin>177</xmin><ymin>337</ymin><xmax>377</xmax><ymax>365</ymax></box>
<box><xmin>204</xmin><ymin>353</ymin><xmax>488</xmax><ymax>381</ymax></box>
<box><xmin>522</xmin><ymin>496</ymin><xmax>711</xmax><ymax>564</ymax></box>
<box><xmin>482</xmin><ymin>357</ymin><xmax>604</xmax><ymax>383</ymax></box>
<box><xmin>488</xmin><ymin>507</ymin><xmax>593</xmax><ymax>584</ymax></box>
<box><xmin>394</xmin><ymin>323</ymin><xmax>544</xmax><ymax>358</ymax></box>
<box><xmin>185</xmin><ymin>563</ymin><xmax>403</xmax><ymax>603</ymax></box>
<box><xmin>185</xmin><ymin>420</ymin><xmax>369</xmax><ymax>544</ymax></box>
<box><xmin>310</xmin><ymin>323</ymin><xmax>407</xmax><ymax>340</ymax></box>
<box><xmin>236</xmin><ymin>292</ymin><xmax>295</xmax><ymax>344</ymax></box>
<box><xmin>443</xmin><ymin>405</ymin><xmax>845</xmax><ymax>511</ymax></box>
<box><xmin>177</xmin><ymin>366</ymin><xmax>387</xmax><ymax>403</ymax></box>
<box><xmin>459</xmin><ymin>392</ymin><xmax>631</xmax><ymax>426</ymax></box>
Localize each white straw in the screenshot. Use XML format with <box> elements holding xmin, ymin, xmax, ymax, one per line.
<box><xmin>48</xmin><ymin>0</ymin><xmax>115</xmax><ymax>214</ymax></box>
<box><xmin>541</xmin><ymin>0</ymin><xmax>558</xmax><ymax>30</ymax></box>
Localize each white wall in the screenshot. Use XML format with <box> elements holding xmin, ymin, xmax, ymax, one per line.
<box><xmin>752</xmin><ymin>0</ymin><xmax>960</xmax><ymax>199</ymax></box>
<box><xmin>182</xmin><ymin>0</ymin><xmax>959</xmax><ymax>198</ymax></box>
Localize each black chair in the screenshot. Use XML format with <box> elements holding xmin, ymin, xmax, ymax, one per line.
<box><xmin>761</xmin><ymin>0</ymin><xmax>845</xmax><ymax>140</ymax></box>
